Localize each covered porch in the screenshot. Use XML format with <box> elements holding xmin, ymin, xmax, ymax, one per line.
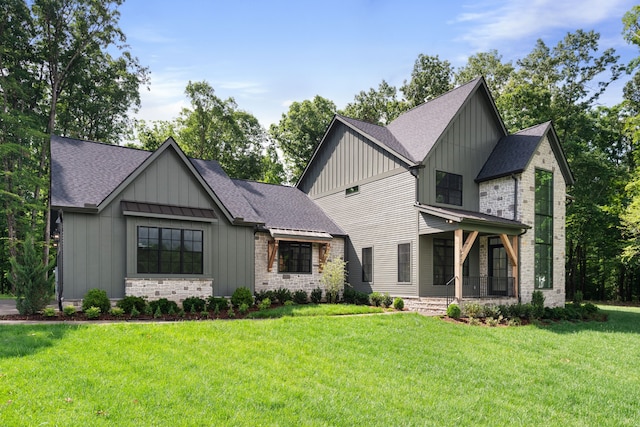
<box><xmin>415</xmin><ymin>204</ymin><xmax>529</xmax><ymax>304</ymax></box>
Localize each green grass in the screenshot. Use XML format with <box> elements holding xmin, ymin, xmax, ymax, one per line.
<box><xmin>246</xmin><ymin>303</ymin><xmax>384</xmax><ymax>318</ymax></box>
<box><xmin>0</xmin><ymin>294</ymin><xmax>15</xmax><ymax>300</ymax></box>
<box><xmin>1</xmin><ymin>306</ymin><xmax>639</xmax><ymax>426</ymax></box>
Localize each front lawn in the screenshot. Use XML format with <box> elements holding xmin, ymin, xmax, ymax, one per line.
<box><xmin>1</xmin><ymin>306</ymin><xmax>639</xmax><ymax>426</ymax></box>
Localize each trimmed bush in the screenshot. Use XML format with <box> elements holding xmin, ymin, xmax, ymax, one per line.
<box><xmin>369</xmin><ymin>292</ymin><xmax>384</xmax><ymax>307</ymax></box>
<box><xmin>446</xmin><ymin>303</ymin><xmax>461</xmax><ymax>319</ymax></box>
<box><xmin>238</xmin><ymin>303</ymin><xmax>249</xmax><ymax>315</ymax></box>
<box><xmin>116</xmin><ymin>296</ymin><xmax>146</xmax><ymax>315</ymax></box>
<box><xmin>85</xmin><ymin>306</ymin><xmax>101</xmax><ymax>319</ymax></box>
<box><xmin>255</xmin><ymin>290</ymin><xmax>275</xmax><ymax>303</ymax></box>
<box><xmin>182</xmin><ymin>297</ymin><xmax>206</xmax><ymax>313</ymax></box>
<box><xmin>274</xmin><ymin>288</ymin><xmax>293</xmax><ymax>304</ymax></box>
<box><xmin>382</xmin><ymin>293</ymin><xmax>393</xmax><ymax>308</ymax></box>
<box><xmin>82</xmin><ymin>289</ymin><xmax>111</xmax><ymax>314</ymax></box>
<box><xmin>149</xmin><ymin>298</ymin><xmax>178</xmax><ymax>315</ymax></box>
<box><xmin>463</xmin><ymin>303</ymin><xmax>484</xmax><ymax>318</ymax></box>
<box><xmin>43</xmin><ymin>307</ymin><xmax>56</xmax><ymax>317</ymax></box>
<box><xmin>293</xmin><ymin>290</ymin><xmax>308</xmax><ymax>304</ymax></box>
<box><xmin>231</xmin><ymin>287</ymin><xmax>253</xmax><ymax>308</ymax></box>
<box><xmin>310</xmin><ymin>287</ymin><xmax>323</xmax><ymax>304</ymax></box>
<box><xmin>109</xmin><ymin>307</ymin><xmax>125</xmax><ymax>317</ymax></box>
<box><xmin>207</xmin><ymin>296</ymin><xmax>229</xmax><ymax>312</ymax></box>
<box><xmin>393</xmin><ymin>297</ymin><xmax>404</xmax><ymax>311</ymax></box>
<box><xmin>258</xmin><ymin>298</ymin><xmax>271</xmax><ymax>311</ymax></box>
<box><xmin>63</xmin><ymin>305</ymin><xmax>76</xmax><ymax>316</ymax></box>
<box><xmin>531</xmin><ymin>290</ymin><xmax>545</xmax><ymax>319</ymax></box>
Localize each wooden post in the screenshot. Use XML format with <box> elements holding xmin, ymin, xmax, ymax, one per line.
<box><xmin>454</xmin><ymin>228</ymin><xmax>463</xmax><ymax>302</ymax></box>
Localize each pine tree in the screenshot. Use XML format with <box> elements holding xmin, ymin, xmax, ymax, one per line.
<box><xmin>9</xmin><ymin>234</ymin><xmax>55</xmax><ymax>314</ymax></box>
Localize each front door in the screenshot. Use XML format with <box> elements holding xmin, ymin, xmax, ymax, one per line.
<box><xmin>488</xmin><ymin>237</ymin><xmax>508</xmax><ymax>296</ymax></box>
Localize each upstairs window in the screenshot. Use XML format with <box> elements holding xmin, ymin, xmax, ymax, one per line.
<box><xmin>137</xmin><ymin>227</ymin><xmax>203</xmax><ymax>274</ymax></box>
<box><xmin>278</xmin><ymin>241</ymin><xmax>312</xmax><ymax>273</ymax></box>
<box><xmin>436</xmin><ymin>171</ymin><xmax>462</xmax><ymax>206</ymax></box>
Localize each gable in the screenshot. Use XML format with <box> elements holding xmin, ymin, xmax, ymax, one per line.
<box><xmin>298</xmin><ymin>121</ymin><xmax>409</xmax><ymax>197</ymax></box>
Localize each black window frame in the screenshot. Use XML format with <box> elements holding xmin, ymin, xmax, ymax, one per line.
<box><xmin>362</xmin><ymin>247</ymin><xmax>373</xmax><ymax>283</ymax></box>
<box><xmin>435</xmin><ymin>170</ymin><xmax>463</xmax><ymax>206</ymax></box>
<box><xmin>397</xmin><ymin>243</ymin><xmax>411</xmax><ymax>283</ymax></box>
<box><xmin>534</xmin><ymin>169</ymin><xmax>553</xmax><ymax>289</ymax></box>
<box><xmin>137</xmin><ymin>226</ymin><xmax>203</xmax><ymax>275</ymax></box>
<box><xmin>278</xmin><ymin>241</ymin><xmax>312</xmax><ymax>274</ymax></box>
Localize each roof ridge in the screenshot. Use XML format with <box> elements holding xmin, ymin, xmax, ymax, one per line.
<box><xmin>52</xmin><ymin>134</ymin><xmax>151</xmax><ymax>153</ymax></box>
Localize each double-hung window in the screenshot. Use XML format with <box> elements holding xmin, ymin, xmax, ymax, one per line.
<box><xmin>137</xmin><ymin>226</ymin><xmax>203</xmax><ymax>274</ymax></box>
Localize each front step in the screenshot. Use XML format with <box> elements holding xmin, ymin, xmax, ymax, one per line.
<box><xmin>403</xmin><ymin>298</ymin><xmax>450</xmax><ymax>316</ymax></box>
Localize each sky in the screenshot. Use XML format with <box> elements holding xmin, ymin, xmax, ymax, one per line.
<box><xmin>117</xmin><ymin>0</ymin><xmax>638</xmax><ymax>130</ymax></box>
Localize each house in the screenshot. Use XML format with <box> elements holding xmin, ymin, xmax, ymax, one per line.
<box><xmin>50</xmin><ymin>136</ymin><xmax>344</xmax><ymax>304</ymax></box>
<box><xmin>297</xmin><ymin>77</ymin><xmax>573</xmax><ymax>307</ymax></box>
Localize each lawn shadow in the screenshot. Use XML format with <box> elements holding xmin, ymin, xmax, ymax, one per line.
<box><xmin>0</xmin><ymin>324</ymin><xmax>80</xmax><ymax>359</ymax></box>
<box><xmin>537</xmin><ymin>305</ymin><xmax>640</xmax><ymax>335</ymax></box>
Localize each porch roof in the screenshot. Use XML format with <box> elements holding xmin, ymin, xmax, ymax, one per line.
<box><xmin>268</xmin><ymin>228</ymin><xmax>333</xmax><ymax>243</ymax></box>
<box><xmin>414</xmin><ymin>203</ymin><xmax>529</xmax><ymax>233</ymax></box>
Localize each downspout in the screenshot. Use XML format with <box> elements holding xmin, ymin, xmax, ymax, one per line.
<box><xmin>512</xmin><ymin>174</ymin><xmax>527</xmax><ymax>303</ymax></box>
<box><xmin>55</xmin><ymin>210</ymin><xmax>63</xmax><ymax>310</ymax></box>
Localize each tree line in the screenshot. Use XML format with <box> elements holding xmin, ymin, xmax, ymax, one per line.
<box><xmin>2</xmin><ymin>0</ymin><xmax>640</xmax><ymax>303</ymax></box>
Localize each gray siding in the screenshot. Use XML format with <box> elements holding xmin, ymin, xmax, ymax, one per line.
<box><xmin>61</xmin><ymin>148</ymin><xmax>255</xmax><ymax>300</ymax></box>
<box><xmin>300</xmin><ymin>123</ymin><xmax>408</xmax><ymax>197</ymax></box>
<box><xmin>312</xmin><ymin>170</ymin><xmax>419</xmax><ymax>297</ymax></box>
<box><xmin>419</xmin><ymin>89</ymin><xmax>503</xmax><ymax>210</ymax></box>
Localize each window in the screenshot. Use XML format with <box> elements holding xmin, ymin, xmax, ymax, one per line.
<box><xmin>278</xmin><ymin>241</ymin><xmax>312</xmax><ymax>273</ymax></box>
<box><xmin>362</xmin><ymin>247</ymin><xmax>373</xmax><ymax>282</ymax></box>
<box><xmin>397</xmin><ymin>243</ymin><xmax>411</xmax><ymax>282</ymax></box>
<box><xmin>535</xmin><ymin>169</ymin><xmax>553</xmax><ymax>289</ymax></box>
<box><xmin>137</xmin><ymin>227</ymin><xmax>203</xmax><ymax>274</ymax></box>
<box><xmin>433</xmin><ymin>237</ymin><xmax>470</xmax><ymax>285</ymax></box>
<box><xmin>345</xmin><ymin>185</ymin><xmax>359</xmax><ymax>195</ymax></box>
<box><xmin>436</xmin><ymin>170</ymin><xmax>462</xmax><ymax>206</ymax></box>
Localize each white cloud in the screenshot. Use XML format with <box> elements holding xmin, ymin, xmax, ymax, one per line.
<box><xmin>455</xmin><ymin>0</ymin><xmax>631</xmax><ymax>50</ymax></box>
<box><xmin>136</xmin><ymin>69</ymin><xmax>191</xmax><ymax>122</ymax></box>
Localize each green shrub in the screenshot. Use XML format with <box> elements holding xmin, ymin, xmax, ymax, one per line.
<box><xmin>583</xmin><ymin>302</ymin><xmax>599</xmax><ymax>315</ymax></box>
<box><xmin>109</xmin><ymin>307</ymin><xmax>124</xmax><ymax>317</ymax></box>
<box><xmin>153</xmin><ymin>306</ymin><xmax>162</xmax><ymax>318</ymax></box>
<box><xmin>149</xmin><ymin>298</ymin><xmax>178</xmax><ymax>315</ymax></box>
<box><xmin>227</xmin><ymin>307</ymin><xmax>235</xmax><ymax>318</ymax></box>
<box><xmin>483</xmin><ymin>305</ymin><xmax>501</xmax><ymax>318</ymax></box>
<box><xmin>130</xmin><ymin>306</ymin><xmax>140</xmax><ymax>317</ymax></box>
<box><xmin>321</xmin><ymin>257</ymin><xmax>348</xmax><ymax>303</ymax></box>
<box><xmin>369</xmin><ymin>292</ymin><xmax>384</xmax><ymax>307</ymax></box>
<box><xmin>238</xmin><ymin>303</ymin><xmax>249</xmax><ymax>315</ymax></box>
<box><xmin>85</xmin><ymin>306</ymin><xmax>101</xmax><ymax>319</ymax></box>
<box><xmin>9</xmin><ymin>234</ymin><xmax>55</xmax><ymax>315</ymax></box>
<box><xmin>507</xmin><ymin>317</ymin><xmax>521</xmax><ymax>326</ymax></box>
<box><xmin>382</xmin><ymin>293</ymin><xmax>393</xmax><ymax>308</ymax></box>
<box><xmin>509</xmin><ymin>303</ymin><xmax>533</xmax><ymax>320</ymax></box>
<box><xmin>255</xmin><ymin>290</ymin><xmax>275</xmax><ymax>303</ymax></box>
<box><xmin>293</xmin><ymin>289</ymin><xmax>308</xmax><ymax>304</ymax></box>
<box><xmin>463</xmin><ymin>303</ymin><xmax>484</xmax><ymax>318</ymax></box>
<box><xmin>468</xmin><ymin>317</ymin><xmax>481</xmax><ymax>326</ymax></box>
<box><xmin>258</xmin><ymin>298</ymin><xmax>271</xmax><ymax>311</ymax></box>
<box><xmin>63</xmin><ymin>305</ymin><xmax>76</xmax><ymax>316</ymax></box>
<box><xmin>274</xmin><ymin>288</ymin><xmax>293</xmax><ymax>304</ymax></box>
<box><xmin>486</xmin><ymin>316</ymin><xmax>502</xmax><ymax>327</ymax></box>
<box><xmin>531</xmin><ymin>290</ymin><xmax>545</xmax><ymax>319</ymax></box>
<box><xmin>343</xmin><ymin>287</ymin><xmax>370</xmax><ymax>305</ymax></box>
<box><xmin>573</xmin><ymin>290</ymin><xmax>584</xmax><ymax>304</ymax></box>
<box><xmin>82</xmin><ymin>289</ymin><xmax>111</xmax><ymax>314</ymax></box>
<box><xmin>182</xmin><ymin>297</ymin><xmax>206</xmax><ymax>313</ymax></box>
<box><xmin>43</xmin><ymin>307</ymin><xmax>56</xmax><ymax>317</ymax></box>
<box><xmin>284</xmin><ymin>300</ymin><xmax>294</xmax><ymax>306</ymax></box>
<box><xmin>207</xmin><ymin>296</ymin><xmax>229</xmax><ymax>312</ymax></box>
<box><xmin>310</xmin><ymin>287</ymin><xmax>323</xmax><ymax>304</ymax></box>
<box><xmin>393</xmin><ymin>297</ymin><xmax>404</xmax><ymax>311</ymax></box>
<box><xmin>116</xmin><ymin>296</ymin><xmax>147</xmax><ymax>315</ymax></box>
<box><xmin>231</xmin><ymin>287</ymin><xmax>253</xmax><ymax>308</ymax></box>
<box><xmin>446</xmin><ymin>303</ymin><xmax>461</xmax><ymax>319</ymax></box>
<box><xmin>200</xmin><ymin>309</ymin><xmax>209</xmax><ymax>318</ymax></box>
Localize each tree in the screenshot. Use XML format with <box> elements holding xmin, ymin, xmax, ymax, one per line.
<box><xmin>320</xmin><ymin>256</ymin><xmax>348</xmax><ymax>304</ymax></box>
<box><xmin>269</xmin><ymin>96</ymin><xmax>336</xmax><ymax>183</ymax></box>
<box><xmin>135</xmin><ymin>119</ymin><xmax>178</xmax><ymax>151</ymax></box>
<box><xmin>454</xmin><ymin>50</ymin><xmax>514</xmax><ymax>99</ymax></box>
<box><xmin>10</xmin><ymin>234</ymin><xmax>55</xmax><ymax>314</ymax></box>
<box><xmin>342</xmin><ymin>80</ymin><xmax>407</xmax><ymax>125</ymax></box>
<box><xmin>400</xmin><ymin>54</ymin><xmax>454</xmax><ymax>107</ymax></box>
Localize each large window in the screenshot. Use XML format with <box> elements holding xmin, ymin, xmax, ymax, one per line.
<box><xmin>362</xmin><ymin>247</ymin><xmax>373</xmax><ymax>282</ymax></box>
<box><xmin>398</xmin><ymin>243</ymin><xmax>411</xmax><ymax>283</ymax></box>
<box><xmin>433</xmin><ymin>238</ymin><xmax>469</xmax><ymax>285</ymax></box>
<box><xmin>137</xmin><ymin>227</ymin><xmax>203</xmax><ymax>274</ymax></box>
<box><xmin>436</xmin><ymin>170</ymin><xmax>462</xmax><ymax>206</ymax></box>
<box><xmin>279</xmin><ymin>241</ymin><xmax>312</xmax><ymax>273</ymax></box>
<box><xmin>535</xmin><ymin>169</ymin><xmax>553</xmax><ymax>289</ymax></box>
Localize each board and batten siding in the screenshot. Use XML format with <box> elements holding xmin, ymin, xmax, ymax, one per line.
<box><xmin>299</xmin><ymin>122</ymin><xmax>409</xmax><ymax>197</ymax></box>
<box><xmin>311</xmin><ymin>170</ymin><xmax>419</xmax><ymax>297</ymax></box>
<box><xmin>419</xmin><ymin>89</ymin><xmax>503</xmax><ymax>210</ymax></box>
<box><xmin>61</xmin><ymin>147</ymin><xmax>255</xmax><ymax>300</ymax></box>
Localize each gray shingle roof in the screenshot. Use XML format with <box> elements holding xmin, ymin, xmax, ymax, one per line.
<box><xmin>338</xmin><ymin>116</ymin><xmax>413</xmax><ymax>162</ymax></box>
<box><xmin>475</xmin><ymin>122</ymin><xmax>550</xmax><ymax>182</ymax></box>
<box><xmin>51</xmin><ymin>135</ymin><xmax>152</xmax><ymax>208</ymax></box>
<box><xmin>232</xmin><ymin>179</ymin><xmax>345</xmax><ymax>235</ymax></box>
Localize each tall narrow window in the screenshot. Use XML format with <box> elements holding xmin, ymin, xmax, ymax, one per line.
<box><xmin>433</xmin><ymin>238</ymin><xmax>454</xmax><ymax>285</ymax></box>
<box><xmin>362</xmin><ymin>247</ymin><xmax>373</xmax><ymax>282</ymax></box>
<box><xmin>435</xmin><ymin>171</ymin><xmax>462</xmax><ymax>206</ymax></box>
<box><xmin>535</xmin><ymin>169</ymin><xmax>553</xmax><ymax>289</ymax></box>
<box><xmin>137</xmin><ymin>227</ymin><xmax>203</xmax><ymax>274</ymax></box>
<box><xmin>398</xmin><ymin>243</ymin><xmax>411</xmax><ymax>283</ymax></box>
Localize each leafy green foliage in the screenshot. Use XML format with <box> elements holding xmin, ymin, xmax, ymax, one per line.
<box><xmin>182</xmin><ymin>297</ymin><xmax>206</xmax><ymax>313</ymax></box>
<box><xmin>149</xmin><ymin>298</ymin><xmax>178</xmax><ymax>315</ymax></box>
<box><xmin>231</xmin><ymin>287</ymin><xmax>253</xmax><ymax>308</ymax></box>
<box><xmin>393</xmin><ymin>297</ymin><xmax>404</xmax><ymax>311</ymax></box>
<box><xmin>292</xmin><ymin>290</ymin><xmax>308</xmax><ymax>304</ymax></box>
<box><xmin>84</xmin><ymin>306</ymin><xmax>101</xmax><ymax>319</ymax></box>
<box><xmin>207</xmin><ymin>296</ymin><xmax>229</xmax><ymax>312</ymax></box>
<box><xmin>531</xmin><ymin>290</ymin><xmax>545</xmax><ymax>319</ymax></box>
<box><xmin>63</xmin><ymin>305</ymin><xmax>76</xmax><ymax>316</ymax></box>
<box><xmin>9</xmin><ymin>235</ymin><xmax>55</xmax><ymax>315</ymax></box>
<box><xmin>109</xmin><ymin>307</ymin><xmax>124</xmax><ymax>317</ymax></box>
<box><xmin>274</xmin><ymin>288</ymin><xmax>292</xmax><ymax>304</ymax></box>
<box><xmin>258</xmin><ymin>298</ymin><xmax>271</xmax><ymax>311</ymax></box>
<box><xmin>369</xmin><ymin>292</ymin><xmax>383</xmax><ymax>307</ymax></box>
<box><xmin>116</xmin><ymin>296</ymin><xmax>147</xmax><ymax>315</ymax></box>
<box><xmin>463</xmin><ymin>303</ymin><xmax>484</xmax><ymax>318</ymax></box>
<box><xmin>310</xmin><ymin>287</ymin><xmax>323</xmax><ymax>304</ymax></box>
<box><xmin>82</xmin><ymin>289</ymin><xmax>111</xmax><ymax>314</ymax></box>
<box><xmin>446</xmin><ymin>304</ymin><xmax>461</xmax><ymax>319</ymax></box>
<box><xmin>238</xmin><ymin>303</ymin><xmax>249</xmax><ymax>315</ymax></box>
<box><xmin>43</xmin><ymin>307</ymin><xmax>56</xmax><ymax>317</ymax></box>
<box><xmin>320</xmin><ymin>257</ymin><xmax>348</xmax><ymax>304</ymax></box>
<box><xmin>400</xmin><ymin>54</ymin><xmax>454</xmax><ymax>107</ymax></box>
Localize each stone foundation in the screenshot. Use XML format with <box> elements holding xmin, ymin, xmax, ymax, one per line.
<box><xmin>124</xmin><ymin>278</ymin><xmax>214</xmax><ymax>303</ymax></box>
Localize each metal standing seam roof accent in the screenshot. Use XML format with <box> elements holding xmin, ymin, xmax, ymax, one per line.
<box><xmin>121</xmin><ymin>201</ymin><xmax>217</xmax><ymax>220</ymax></box>
<box><xmin>415</xmin><ymin>203</ymin><xmax>529</xmax><ymax>229</ymax></box>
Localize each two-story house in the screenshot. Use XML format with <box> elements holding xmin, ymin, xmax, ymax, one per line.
<box><xmin>297</xmin><ymin>77</ymin><xmax>573</xmax><ymax>307</ymax></box>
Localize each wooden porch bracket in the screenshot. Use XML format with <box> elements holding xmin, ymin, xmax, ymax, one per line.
<box><xmin>461</xmin><ymin>230</ymin><xmax>478</xmax><ymax>262</ymax></box>
<box><xmin>267</xmin><ymin>240</ymin><xmax>278</xmax><ymax>272</ymax></box>
<box><xmin>499</xmin><ymin>233</ymin><xmax>519</xmax><ymax>300</ymax></box>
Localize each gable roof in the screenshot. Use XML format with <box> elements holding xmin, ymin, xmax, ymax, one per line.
<box><xmin>475</xmin><ymin>121</ymin><xmax>575</xmax><ymax>185</ymax></box>
<box><xmin>233</xmin><ymin>179</ymin><xmax>345</xmax><ymax>236</ymax></box>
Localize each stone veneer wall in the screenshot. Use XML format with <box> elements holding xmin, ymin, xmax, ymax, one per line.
<box><xmin>125</xmin><ymin>278</ymin><xmax>213</xmax><ymax>303</ymax></box>
<box><xmin>254</xmin><ymin>232</ymin><xmax>345</xmax><ymax>294</ymax></box>
<box><xmin>478</xmin><ymin>135</ymin><xmax>566</xmax><ymax>307</ymax></box>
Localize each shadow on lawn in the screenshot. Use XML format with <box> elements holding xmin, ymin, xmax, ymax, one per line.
<box><xmin>0</xmin><ymin>324</ymin><xmax>79</xmax><ymax>359</ymax></box>
<box><xmin>539</xmin><ymin>305</ymin><xmax>640</xmax><ymax>335</ymax></box>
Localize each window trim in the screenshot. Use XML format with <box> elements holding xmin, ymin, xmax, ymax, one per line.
<box><xmin>362</xmin><ymin>247</ymin><xmax>373</xmax><ymax>283</ymax></box>
<box><xmin>278</xmin><ymin>241</ymin><xmax>312</xmax><ymax>274</ymax></box>
<box><xmin>534</xmin><ymin>168</ymin><xmax>553</xmax><ymax>289</ymax></box>
<box><xmin>397</xmin><ymin>242</ymin><xmax>411</xmax><ymax>283</ymax></box>
<box><xmin>137</xmin><ymin>226</ymin><xmax>203</xmax><ymax>275</ymax></box>
<box><xmin>435</xmin><ymin>170</ymin><xmax>463</xmax><ymax>206</ymax></box>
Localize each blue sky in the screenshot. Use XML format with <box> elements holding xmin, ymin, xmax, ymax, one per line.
<box><xmin>118</xmin><ymin>0</ymin><xmax>638</xmax><ymax>129</ymax></box>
